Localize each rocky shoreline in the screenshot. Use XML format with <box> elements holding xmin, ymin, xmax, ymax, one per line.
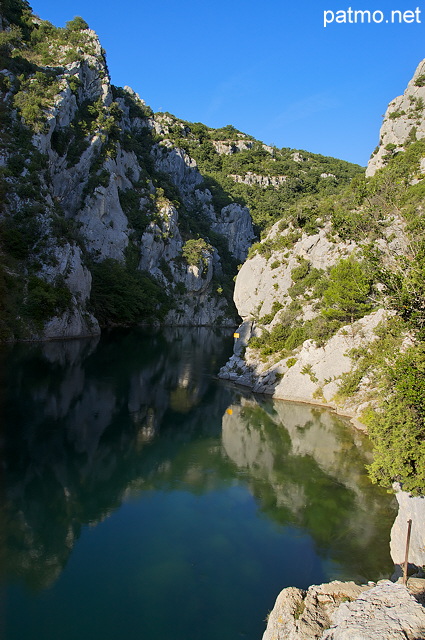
<box><xmin>262</xmin><ymin>579</ymin><xmax>425</xmax><ymax>640</ymax></box>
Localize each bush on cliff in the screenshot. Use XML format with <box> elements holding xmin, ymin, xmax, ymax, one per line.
<box><xmin>365</xmin><ymin>344</ymin><xmax>425</xmax><ymax>496</ymax></box>
<box><xmin>90</xmin><ymin>259</ymin><xmax>168</xmax><ymax>325</ymax></box>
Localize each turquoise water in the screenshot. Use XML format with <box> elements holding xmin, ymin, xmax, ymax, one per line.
<box><xmin>0</xmin><ymin>328</ymin><xmax>397</xmax><ymax>640</ymax></box>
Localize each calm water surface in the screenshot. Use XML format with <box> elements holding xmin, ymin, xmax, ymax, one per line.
<box><xmin>0</xmin><ymin>328</ymin><xmax>397</xmax><ymax>640</ymax></box>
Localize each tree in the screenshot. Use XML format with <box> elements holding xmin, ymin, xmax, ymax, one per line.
<box><xmin>181</xmin><ymin>238</ymin><xmax>212</xmax><ymax>268</ymax></box>
<box><xmin>322</xmin><ymin>257</ymin><xmax>373</xmax><ymax>323</ymax></box>
<box><xmin>366</xmin><ymin>345</ymin><xmax>425</xmax><ymax>495</ymax></box>
<box><xmin>65</xmin><ymin>16</ymin><xmax>89</xmax><ymax>31</ymax></box>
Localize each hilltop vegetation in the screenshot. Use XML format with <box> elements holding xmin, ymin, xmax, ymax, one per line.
<box><xmin>0</xmin><ymin>0</ymin><xmax>361</xmax><ymax>339</ymax></box>
<box><xmin>156</xmin><ymin>114</ymin><xmax>363</xmax><ymax>232</ymax></box>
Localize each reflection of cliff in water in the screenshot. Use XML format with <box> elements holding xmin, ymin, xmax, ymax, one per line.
<box><xmin>0</xmin><ymin>328</ymin><xmax>396</xmax><ymax>591</ymax></box>
<box><xmin>221</xmin><ymin>397</ymin><xmax>397</xmax><ymax>581</ymax></box>
<box><xmin>0</xmin><ymin>328</ymin><xmax>234</xmax><ymax>590</ymax></box>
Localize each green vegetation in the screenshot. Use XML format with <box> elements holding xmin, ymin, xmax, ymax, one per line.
<box><xmin>14</xmin><ymin>71</ymin><xmax>60</xmax><ymax>130</ymax></box>
<box><xmin>322</xmin><ymin>257</ymin><xmax>373</xmax><ymax>323</ymax></box>
<box><xmin>181</xmin><ymin>238</ymin><xmax>212</xmax><ymax>267</ymax></box>
<box><xmin>90</xmin><ymin>259</ymin><xmax>169</xmax><ymax>325</ymax></box>
<box><xmin>23</xmin><ymin>275</ymin><xmax>72</xmax><ymax>328</ymax></box>
<box><xmin>366</xmin><ymin>345</ymin><xmax>425</xmax><ymax>495</ymax></box>
<box><xmin>157</xmin><ymin>114</ymin><xmax>364</xmax><ymax>233</ymax></box>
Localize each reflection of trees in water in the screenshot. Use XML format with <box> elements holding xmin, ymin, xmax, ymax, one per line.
<box><xmin>0</xmin><ymin>328</ymin><xmax>396</xmax><ymax>590</ymax></box>
<box><xmin>221</xmin><ymin>398</ymin><xmax>397</xmax><ymax>581</ymax></box>
<box><xmin>0</xmin><ymin>328</ymin><xmax>234</xmax><ymax>589</ymax></box>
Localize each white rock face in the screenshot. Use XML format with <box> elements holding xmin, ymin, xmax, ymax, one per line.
<box><xmin>322</xmin><ymin>581</ymin><xmax>425</xmax><ymax>640</ymax></box>
<box><xmin>234</xmin><ymin>223</ymin><xmax>356</xmax><ymax>319</ymax></box>
<box><xmin>229</xmin><ymin>172</ymin><xmax>288</xmax><ymax>188</ymax></box>
<box><xmin>40</xmin><ymin>243</ymin><xmax>100</xmax><ymax>339</ymax></box>
<box><xmin>139</xmin><ymin>203</ymin><xmax>182</xmax><ymax>274</ymax></box>
<box><xmin>220</xmin><ymin>309</ymin><xmax>389</xmax><ymax>419</ymax></box>
<box><xmin>77</xmin><ymin>175</ymin><xmax>130</xmax><ymax>262</ymax></box>
<box><xmin>390</xmin><ymin>484</ymin><xmax>425</xmax><ymax>568</ymax></box>
<box><xmin>152</xmin><ymin>143</ymin><xmax>203</xmax><ymax>194</ymax></box>
<box><xmin>211</xmin><ymin>139</ymin><xmax>255</xmax><ymax>155</ymax></box>
<box><xmin>211</xmin><ymin>203</ymin><xmax>255</xmax><ymax>262</ymax></box>
<box><xmin>262</xmin><ymin>582</ymin><xmax>370</xmax><ymax>640</ymax></box>
<box><xmin>262</xmin><ymin>580</ymin><xmax>425</xmax><ymax>640</ymax></box>
<box><xmin>367</xmin><ymin>58</ymin><xmax>425</xmax><ymax>177</ymax></box>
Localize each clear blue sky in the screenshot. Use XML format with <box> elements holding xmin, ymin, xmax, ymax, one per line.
<box><xmin>29</xmin><ymin>0</ymin><xmax>424</xmax><ymax>166</ymax></box>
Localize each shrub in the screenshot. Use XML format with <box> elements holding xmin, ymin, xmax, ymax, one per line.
<box><xmin>366</xmin><ymin>345</ymin><xmax>425</xmax><ymax>495</ymax></box>
<box><xmin>322</xmin><ymin>257</ymin><xmax>373</xmax><ymax>323</ymax></box>
<box><xmin>90</xmin><ymin>259</ymin><xmax>169</xmax><ymax>325</ymax></box>
<box><xmin>181</xmin><ymin>238</ymin><xmax>212</xmax><ymax>267</ymax></box>
<box><xmin>291</xmin><ymin>257</ymin><xmax>310</xmax><ymax>282</ymax></box>
<box><xmin>414</xmin><ymin>74</ymin><xmax>425</xmax><ymax>87</ymax></box>
<box><xmin>65</xmin><ymin>16</ymin><xmax>89</xmax><ymax>31</ymax></box>
<box><xmin>24</xmin><ymin>276</ymin><xmax>72</xmax><ymax>327</ymax></box>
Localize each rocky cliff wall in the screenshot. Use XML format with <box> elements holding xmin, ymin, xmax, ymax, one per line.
<box><xmin>0</xmin><ymin>11</ymin><xmax>257</xmax><ymax>339</ymax></box>
<box><xmin>367</xmin><ymin>58</ymin><xmax>425</xmax><ymax>177</ymax></box>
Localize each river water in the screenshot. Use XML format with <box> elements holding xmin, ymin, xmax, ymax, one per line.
<box><xmin>0</xmin><ymin>327</ymin><xmax>397</xmax><ymax>640</ymax></box>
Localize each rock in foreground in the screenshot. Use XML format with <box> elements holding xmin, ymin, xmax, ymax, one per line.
<box><xmin>262</xmin><ymin>580</ymin><xmax>425</xmax><ymax>640</ymax></box>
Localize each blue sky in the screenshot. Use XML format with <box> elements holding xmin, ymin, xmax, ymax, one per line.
<box><xmin>30</xmin><ymin>0</ymin><xmax>424</xmax><ymax>166</ymax></box>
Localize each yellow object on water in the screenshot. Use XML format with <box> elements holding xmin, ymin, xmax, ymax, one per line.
<box><xmin>233</xmin><ymin>333</ymin><xmax>240</xmax><ymax>338</ymax></box>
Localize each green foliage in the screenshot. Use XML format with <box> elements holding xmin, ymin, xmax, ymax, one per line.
<box><xmin>13</xmin><ymin>71</ymin><xmax>60</xmax><ymax>131</ymax></box>
<box><xmin>181</xmin><ymin>238</ymin><xmax>212</xmax><ymax>267</ymax></box>
<box><xmin>288</xmin><ymin>261</ymin><xmax>324</xmax><ymax>300</ymax></box>
<box><xmin>291</xmin><ymin>257</ymin><xmax>310</xmax><ymax>282</ymax></box>
<box><xmin>414</xmin><ymin>74</ymin><xmax>425</xmax><ymax>87</ymax></box>
<box><xmin>377</xmin><ymin>242</ymin><xmax>425</xmax><ymax>336</ymax></box>
<box><xmin>23</xmin><ymin>276</ymin><xmax>72</xmax><ymax>328</ymax></box>
<box><xmin>65</xmin><ymin>16</ymin><xmax>89</xmax><ymax>31</ymax></box>
<box><xmin>118</xmin><ymin>188</ymin><xmax>150</xmax><ymax>238</ymax></box>
<box><xmin>0</xmin><ymin>25</ymin><xmax>23</xmax><ymax>55</ymax></box>
<box><xmin>365</xmin><ymin>344</ymin><xmax>425</xmax><ymax>495</ymax></box>
<box><xmin>90</xmin><ymin>259</ymin><xmax>169</xmax><ymax>325</ymax></box>
<box><xmin>388</xmin><ymin>110</ymin><xmax>405</xmax><ymax>120</ymax></box>
<box><xmin>260</xmin><ymin>301</ymin><xmax>283</xmax><ymax>324</ymax></box>
<box><xmin>322</xmin><ymin>258</ymin><xmax>373</xmax><ymax>323</ymax></box>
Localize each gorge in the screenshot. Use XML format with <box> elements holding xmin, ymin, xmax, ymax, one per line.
<box><xmin>1</xmin><ymin>1</ymin><xmax>425</xmax><ymax>638</ymax></box>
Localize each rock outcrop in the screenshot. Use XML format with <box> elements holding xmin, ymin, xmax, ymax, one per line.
<box><xmin>229</xmin><ymin>172</ymin><xmax>288</xmax><ymax>188</ymax></box>
<box><xmin>263</xmin><ymin>580</ymin><xmax>425</xmax><ymax>640</ymax></box>
<box><xmin>233</xmin><ymin>222</ymin><xmax>356</xmax><ymax>320</ymax></box>
<box><xmin>367</xmin><ymin>58</ymin><xmax>425</xmax><ymax>177</ymax></box>
<box><xmin>218</xmin><ymin>217</ymin><xmax>398</xmax><ymax>422</ymax></box>
<box><xmin>262</xmin><ymin>581</ymin><xmax>370</xmax><ymax>640</ymax></box>
<box><xmin>220</xmin><ymin>309</ymin><xmax>389</xmax><ymax>418</ymax></box>
<box><xmin>322</xmin><ymin>581</ymin><xmax>425</xmax><ymax>640</ymax></box>
<box><xmin>390</xmin><ymin>484</ymin><xmax>425</xmax><ymax>569</ymax></box>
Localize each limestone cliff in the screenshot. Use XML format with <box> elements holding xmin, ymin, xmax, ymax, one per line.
<box><xmin>367</xmin><ymin>58</ymin><xmax>425</xmax><ymax>177</ymax></box>
<box><xmin>0</xmin><ymin>4</ymin><xmax>255</xmax><ymax>339</ymax></box>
